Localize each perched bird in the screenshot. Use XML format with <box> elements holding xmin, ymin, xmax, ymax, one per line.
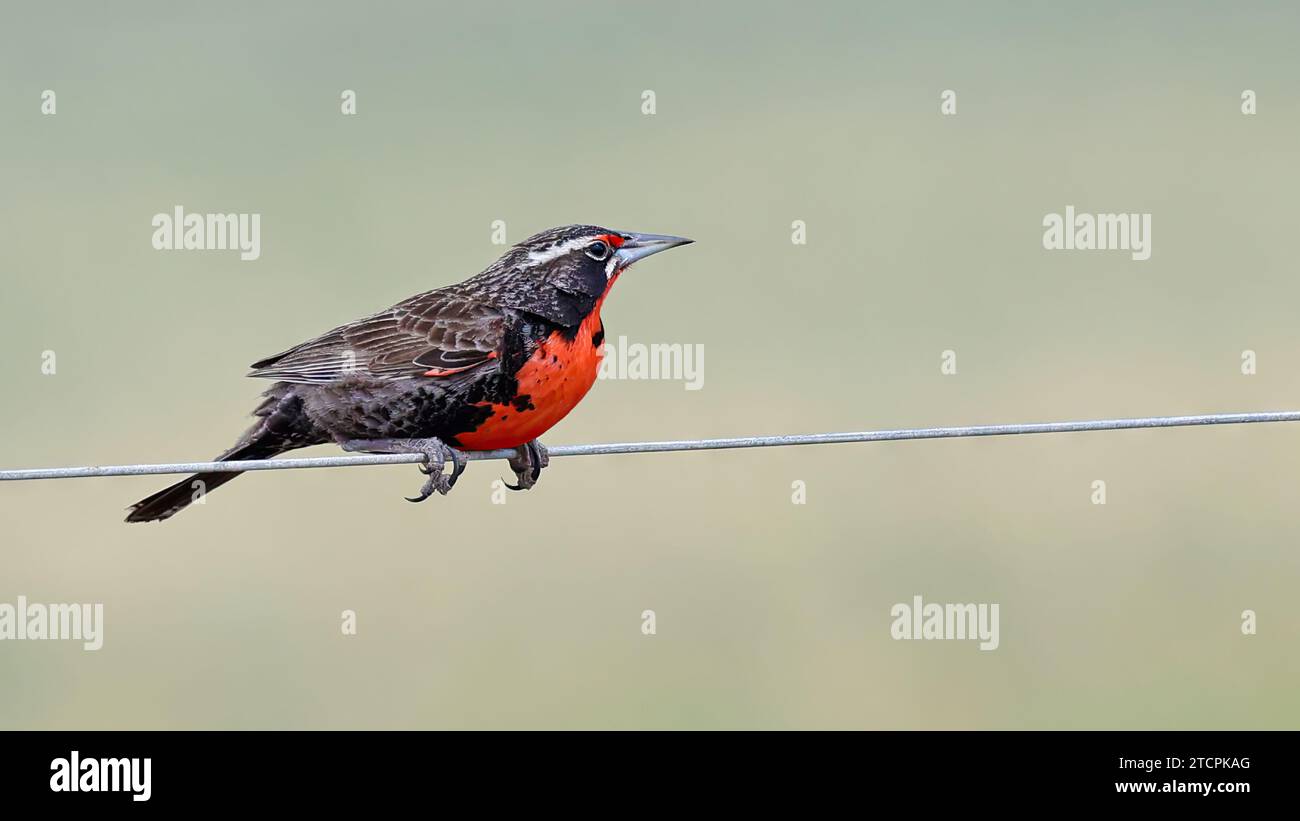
<box><xmin>126</xmin><ymin>225</ymin><xmax>692</xmax><ymax>522</ymax></box>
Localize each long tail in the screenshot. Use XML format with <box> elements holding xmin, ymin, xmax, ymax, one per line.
<box><xmin>125</xmin><ymin>388</ymin><xmax>315</xmax><ymax>523</ymax></box>
<box><xmin>124</xmin><ymin>437</ymin><xmax>287</xmax><ymax>523</ymax></box>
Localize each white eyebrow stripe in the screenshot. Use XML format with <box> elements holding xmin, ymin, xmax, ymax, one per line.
<box><xmin>522</xmin><ymin>236</ymin><xmax>593</xmax><ymax>268</ymax></box>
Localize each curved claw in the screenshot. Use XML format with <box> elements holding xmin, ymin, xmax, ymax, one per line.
<box><xmin>504</xmin><ymin>439</ymin><xmax>548</xmax><ymax>492</ymax></box>
<box><xmin>405</xmin><ymin>471</ymin><xmax>439</xmax><ymax>503</ymax></box>
<box><xmin>446</xmin><ymin>448</ymin><xmax>467</xmax><ymax>489</ymax></box>
<box><xmin>338</xmin><ymin>436</ymin><xmax>464</xmax><ymax>503</ymax></box>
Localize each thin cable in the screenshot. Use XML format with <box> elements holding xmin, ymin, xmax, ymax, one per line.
<box><xmin>1</xmin><ymin>411</ymin><xmax>1297</xmax><ymax>482</ymax></box>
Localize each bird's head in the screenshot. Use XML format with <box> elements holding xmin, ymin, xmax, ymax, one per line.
<box><xmin>467</xmin><ymin>225</ymin><xmax>692</xmax><ymax>327</ymax></box>
<box><xmin>509</xmin><ymin>224</ymin><xmax>692</xmax><ymax>298</ymax></box>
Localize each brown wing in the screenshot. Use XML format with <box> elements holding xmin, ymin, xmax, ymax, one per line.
<box><xmin>248</xmin><ymin>291</ymin><xmax>507</xmax><ymax>384</ymax></box>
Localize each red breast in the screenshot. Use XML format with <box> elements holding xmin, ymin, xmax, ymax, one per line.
<box><xmin>454</xmin><ymin>287</ymin><xmax>613</xmax><ymax>451</ymax></box>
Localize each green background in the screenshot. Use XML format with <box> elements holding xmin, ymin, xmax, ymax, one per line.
<box><xmin>2</xmin><ymin>1</ymin><xmax>1298</xmax><ymax>728</ymax></box>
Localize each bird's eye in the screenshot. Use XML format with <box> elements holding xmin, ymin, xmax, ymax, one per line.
<box><xmin>585</xmin><ymin>240</ymin><xmax>610</xmax><ymax>261</ymax></box>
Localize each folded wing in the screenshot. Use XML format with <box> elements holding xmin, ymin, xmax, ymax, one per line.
<box><xmin>248</xmin><ymin>292</ymin><xmax>506</xmax><ymax>384</ymax></box>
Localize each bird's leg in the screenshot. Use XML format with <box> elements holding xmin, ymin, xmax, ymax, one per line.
<box><xmin>339</xmin><ymin>437</ymin><xmax>466</xmax><ymax>502</ymax></box>
<box><xmin>505</xmin><ymin>439</ymin><xmax>549</xmax><ymax>491</ymax></box>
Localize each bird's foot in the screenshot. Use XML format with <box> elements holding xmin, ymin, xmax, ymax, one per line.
<box><xmin>339</xmin><ymin>437</ymin><xmax>466</xmax><ymax>502</ymax></box>
<box><xmin>504</xmin><ymin>439</ymin><xmax>549</xmax><ymax>491</ymax></box>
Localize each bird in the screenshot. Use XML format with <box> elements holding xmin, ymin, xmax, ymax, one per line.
<box><xmin>125</xmin><ymin>225</ymin><xmax>693</xmax><ymax>522</ymax></box>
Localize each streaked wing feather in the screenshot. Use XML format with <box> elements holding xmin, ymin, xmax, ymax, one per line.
<box><xmin>248</xmin><ymin>293</ymin><xmax>506</xmax><ymax>384</ymax></box>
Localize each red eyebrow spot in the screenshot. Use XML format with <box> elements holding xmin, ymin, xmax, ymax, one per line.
<box><xmin>598</xmin><ymin>233</ymin><xmax>626</xmax><ymax>248</ymax></box>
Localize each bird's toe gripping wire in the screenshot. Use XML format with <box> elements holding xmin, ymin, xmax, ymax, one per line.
<box><xmin>504</xmin><ymin>439</ymin><xmax>548</xmax><ymax>491</ymax></box>
<box><xmin>339</xmin><ymin>437</ymin><xmax>466</xmax><ymax>503</ymax></box>
<box><xmin>409</xmin><ymin>441</ymin><xmax>468</xmax><ymax>503</ymax></box>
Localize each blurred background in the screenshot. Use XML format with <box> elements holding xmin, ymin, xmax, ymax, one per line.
<box><xmin>1</xmin><ymin>0</ymin><xmax>1298</xmax><ymax>729</ymax></box>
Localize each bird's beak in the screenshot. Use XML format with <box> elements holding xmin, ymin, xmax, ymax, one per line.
<box><xmin>614</xmin><ymin>232</ymin><xmax>693</xmax><ymax>267</ymax></box>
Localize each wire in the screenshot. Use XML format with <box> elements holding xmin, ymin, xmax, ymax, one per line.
<box><xmin>1</xmin><ymin>411</ymin><xmax>1297</xmax><ymax>482</ymax></box>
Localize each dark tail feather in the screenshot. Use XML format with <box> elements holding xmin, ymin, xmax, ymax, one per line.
<box><xmin>125</xmin><ymin>438</ymin><xmax>285</xmax><ymax>523</ymax></box>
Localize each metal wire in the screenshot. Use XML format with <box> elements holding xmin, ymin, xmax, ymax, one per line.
<box><xmin>1</xmin><ymin>411</ymin><xmax>1298</xmax><ymax>482</ymax></box>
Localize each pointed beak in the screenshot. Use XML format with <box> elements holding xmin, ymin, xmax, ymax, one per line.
<box><xmin>614</xmin><ymin>232</ymin><xmax>693</xmax><ymax>268</ymax></box>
